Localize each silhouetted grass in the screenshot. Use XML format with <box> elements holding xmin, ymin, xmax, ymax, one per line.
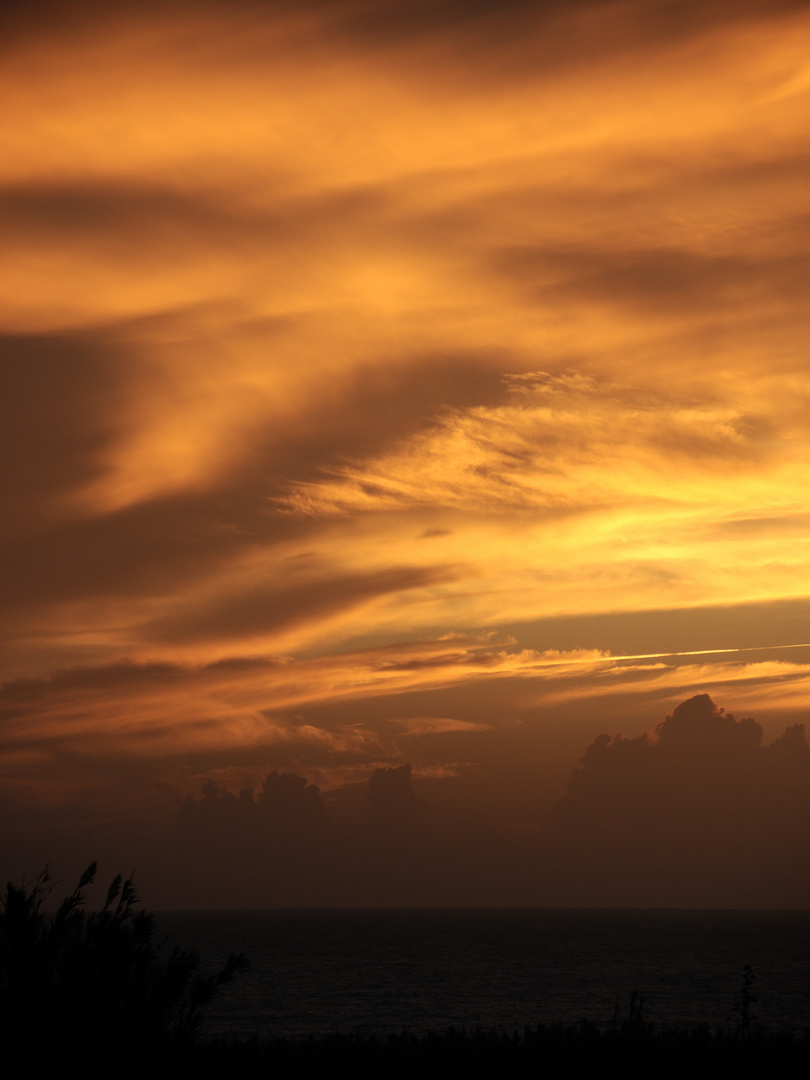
<box><xmin>0</xmin><ymin>864</ymin><xmax>246</xmax><ymax>1072</ymax></box>
<box><xmin>182</xmin><ymin>1022</ymin><xmax>810</xmax><ymax>1078</ymax></box>
<box><xmin>181</xmin><ymin>968</ymin><xmax>810</xmax><ymax>1078</ymax></box>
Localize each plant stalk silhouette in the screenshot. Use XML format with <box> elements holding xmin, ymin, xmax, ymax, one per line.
<box><xmin>0</xmin><ymin>862</ymin><xmax>247</xmax><ymax>1068</ymax></box>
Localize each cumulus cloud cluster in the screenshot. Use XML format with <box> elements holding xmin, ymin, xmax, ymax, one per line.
<box><xmin>551</xmin><ymin>694</ymin><xmax>810</xmax><ymax>905</ymax></box>
<box><xmin>75</xmin><ymin>695</ymin><xmax>810</xmax><ymax>906</ymax></box>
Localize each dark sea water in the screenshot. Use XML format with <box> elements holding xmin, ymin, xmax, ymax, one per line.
<box><xmin>156</xmin><ymin>909</ymin><xmax>810</xmax><ymax>1040</ymax></box>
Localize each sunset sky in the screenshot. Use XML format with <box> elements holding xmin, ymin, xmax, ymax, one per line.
<box><xmin>3</xmin><ymin>0</ymin><xmax>810</xmax><ymax>907</ymax></box>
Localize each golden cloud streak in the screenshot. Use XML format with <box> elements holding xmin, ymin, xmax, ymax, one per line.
<box><xmin>4</xmin><ymin>637</ymin><xmax>810</xmax><ymax>765</ymax></box>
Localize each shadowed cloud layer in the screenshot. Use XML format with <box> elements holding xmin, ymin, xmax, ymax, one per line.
<box><xmin>551</xmin><ymin>694</ymin><xmax>810</xmax><ymax>906</ymax></box>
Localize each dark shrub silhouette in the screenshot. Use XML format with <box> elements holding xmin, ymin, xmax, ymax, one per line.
<box><xmin>0</xmin><ymin>862</ymin><xmax>246</xmax><ymax>1069</ymax></box>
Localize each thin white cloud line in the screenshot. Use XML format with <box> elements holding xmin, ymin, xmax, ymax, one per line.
<box><xmin>532</xmin><ymin>642</ymin><xmax>810</xmax><ymax>668</ymax></box>
<box><xmin>610</xmin><ymin>642</ymin><xmax>810</xmax><ymax>662</ymax></box>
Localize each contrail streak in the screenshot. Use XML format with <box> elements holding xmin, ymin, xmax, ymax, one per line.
<box><xmin>526</xmin><ymin>641</ymin><xmax>810</xmax><ymax>669</ymax></box>
<box><xmin>608</xmin><ymin>642</ymin><xmax>810</xmax><ymax>663</ymax></box>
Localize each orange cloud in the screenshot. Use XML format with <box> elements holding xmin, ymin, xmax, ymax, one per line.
<box><xmin>4</xmin><ymin>1</ymin><xmax>810</xmax><ymax>903</ymax></box>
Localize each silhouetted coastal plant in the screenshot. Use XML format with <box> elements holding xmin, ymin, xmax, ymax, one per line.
<box><xmin>0</xmin><ymin>862</ymin><xmax>247</xmax><ymax>1069</ymax></box>
<box><xmin>731</xmin><ymin>964</ymin><xmax>758</xmax><ymax>1037</ymax></box>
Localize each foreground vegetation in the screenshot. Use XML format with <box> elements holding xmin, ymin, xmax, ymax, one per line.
<box><xmin>189</xmin><ymin>977</ymin><xmax>808</xmax><ymax>1077</ymax></box>
<box><xmin>186</xmin><ymin>1023</ymin><xmax>810</xmax><ymax>1078</ymax></box>
<box><xmin>0</xmin><ymin>864</ymin><xmax>246</xmax><ymax>1070</ymax></box>
<box><xmin>2</xmin><ymin>866</ymin><xmax>807</xmax><ymax>1076</ymax></box>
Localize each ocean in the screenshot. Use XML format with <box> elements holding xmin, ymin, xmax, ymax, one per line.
<box><xmin>155</xmin><ymin>908</ymin><xmax>810</xmax><ymax>1040</ymax></box>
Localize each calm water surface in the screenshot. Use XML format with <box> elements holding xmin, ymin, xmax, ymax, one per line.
<box><xmin>156</xmin><ymin>909</ymin><xmax>810</xmax><ymax>1039</ymax></box>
